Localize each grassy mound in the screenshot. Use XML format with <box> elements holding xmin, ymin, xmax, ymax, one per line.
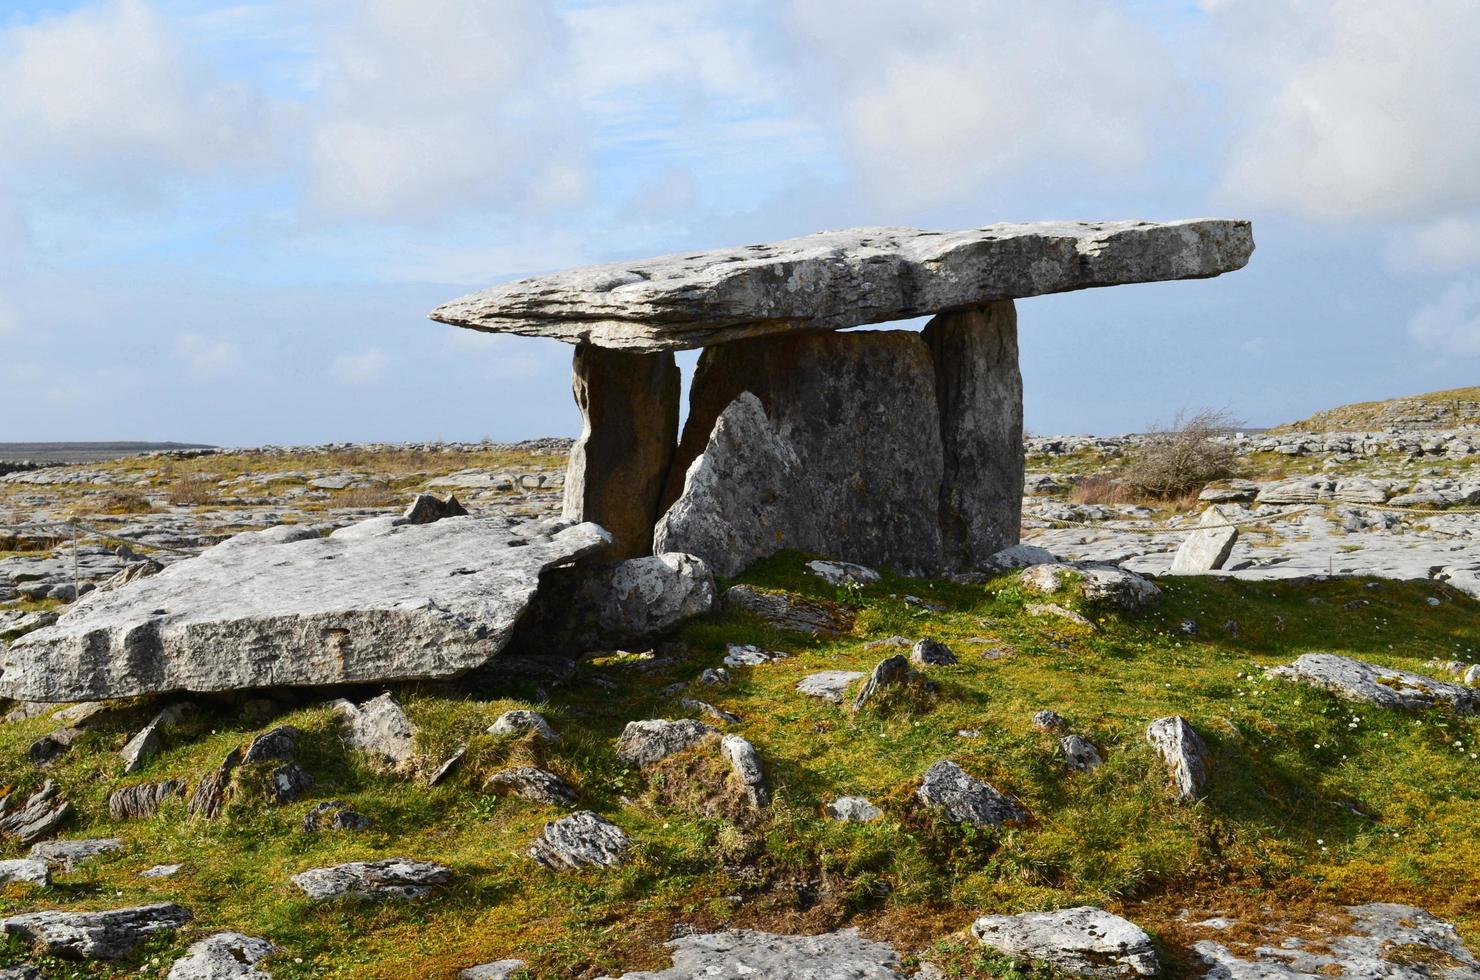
<box><xmin>0</xmin><ymin>555</ymin><xmax>1476</xmax><ymax>978</ymax></box>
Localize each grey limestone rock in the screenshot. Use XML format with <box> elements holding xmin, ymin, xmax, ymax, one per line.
<box><xmin>401</xmin><ymin>492</ymin><xmax>467</xmax><ymax>525</ymax></box>
<box><xmin>291</xmin><ymin>858</ymin><xmax>451</xmax><ymax>901</ymax></box>
<box><xmin>29</xmin><ymin>837</ymin><xmax>122</xmax><ymax>871</ymax></box>
<box><xmin>430</xmin><ymin>220</ymin><xmax>1254</xmax><ymax>352</ymax></box>
<box><xmin>1267</xmin><ymin>654</ymin><xmax>1479</xmax><ymax>714</ymax></box>
<box><xmin>0</xmin><ymin>965</ymin><xmax>40</xmax><ymax>980</ymax></box>
<box><xmin>916</xmin><ymin>760</ymin><xmax>1025</xmax><ymax>827</ymax></box>
<box><xmin>0</xmin><ymin>781</ymin><xmax>70</xmax><ymax>844</ymax></box>
<box><xmin>529</xmin><ymin>811</ymin><xmax>629</xmax><ymax>870</ymax></box>
<box><xmin>0</xmin><ymin>859</ymin><xmax>49</xmax><ymax>886</ymax></box>
<box><xmin>1</xmin><ymin>516</ymin><xmax>610</xmax><ymax>701</ymax></box>
<box><xmin>264</xmin><ymin>762</ymin><xmax>314</xmax><ymax>805</ymax></box>
<box><xmin>0</xmin><ymin>903</ymin><xmax>191</xmax><ymax>959</ymax></box>
<box><xmin>1194</xmin><ymin>903</ymin><xmax>1479</xmax><ymax>980</ymax></box>
<box><xmin>166</xmin><ymin>932</ymin><xmax>275</xmax><ymax>980</ymax></box>
<box><xmin>140</xmin><ymin>864</ymin><xmax>183</xmax><ymax>878</ymax></box>
<box><xmin>722</xmin><ymin>585</ymin><xmax>854</xmax><ymax>637</ymax></box>
<box><xmin>518</xmin><ymin>552</ymin><xmax>715</xmax><ymax>650</ymax></box>
<box><xmin>109</xmin><ymin>779</ymin><xmax>187</xmax><ymax>820</ymax></box>
<box><xmin>1061</xmin><ymin>734</ymin><xmax>1104</xmax><ymax>772</ymax></box>
<box><xmin>188</xmin><ymin>748</ymin><xmax>242</xmax><ymax>819</ymax></box>
<box><xmin>979</xmin><ymin>544</ymin><xmax>1057</xmax><ymax>574</ymax></box>
<box><xmin>720</xmin><ymin>734</ymin><xmax>768</xmax><ymax>808</ymax></box>
<box><xmin>804</xmin><ymin>560</ymin><xmax>880</xmax><ymax>586</ymax></box>
<box><xmin>796</xmin><ymin>671</ymin><xmax>866</xmax><ymax>705</ymax></box>
<box><xmin>1146</xmin><ymin>716</ymin><xmax>1210</xmax><ymax>802</ymax></box>
<box><xmin>970</xmin><ymin>907</ymin><xmax>1158</xmax><ymax>979</ymax></box>
<box><xmin>461</xmin><ymin>961</ymin><xmax>526</xmax><ymax>980</ymax></box>
<box><xmin>590</xmin><ymin>927</ymin><xmax>907</xmax><ymax>979</ymax></box>
<box><xmin>615</xmin><ymin>719</ymin><xmax>715</xmax><ymax>768</ymax></box>
<box><xmin>825</xmin><ymin>797</ymin><xmax>883</xmax><ymax>823</ymax></box>
<box><xmin>334</xmin><ymin>692</ymin><xmax>415</xmax><ymax>768</ymax></box>
<box><xmin>911</xmin><ymin>638</ymin><xmax>957</xmax><ymax>666</ymax></box>
<box><xmin>1020</xmin><ymin>562</ymin><xmax>1161</xmax><ymax>610</ymax></box>
<box><xmin>488</xmin><ymin>710</ymin><xmax>559</xmax><ymax>742</ymax></box>
<box><xmin>301</xmin><ymin>801</ymin><xmax>371</xmax><ymax>832</ymax></box>
<box><xmin>1032</xmin><ymin>709</ymin><xmax>1068</xmax><ymax>732</ymax></box>
<box><xmin>242</xmin><ymin>725</ymin><xmax>300</xmax><ymax>764</ymax></box>
<box><xmin>1170</xmin><ymin>506</ymin><xmax>1239</xmax><ymax>574</ymax></box>
<box><xmin>852</xmin><ymin>655</ymin><xmax>929</xmax><ymax>712</ymax></box>
<box><xmin>563</xmin><ymin>344</ymin><xmax>680</xmax><ymax>558</ymax></box>
<box><xmin>484</xmin><ymin>767</ymin><xmax>579</xmax><ymax>806</ymax></box>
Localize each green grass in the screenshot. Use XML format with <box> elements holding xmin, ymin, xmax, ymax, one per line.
<box><xmin>0</xmin><ymin>554</ymin><xmax>1477</xmax><ymax>978</ymax></box>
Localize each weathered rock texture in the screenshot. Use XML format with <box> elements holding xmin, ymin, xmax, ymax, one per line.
<box><xmin>615</xmin><ymin>719</ymin><xmax>715</xmax><ymax>768</ymax></box>
<box><xmin>722</xmin><ymin>585</ymin><xmax>854</xmax><ymax>636</ymax></box>
<box><xmin>1170</xmin><ymin>506</ymin><xmax>1239</xmax><ymax>574</ymax></box>
<box><xmin>1268</xmin><ymin>654</ymin><xmax>1479</xmax><ymax>714</ymax></box>
<box><xmin>108</xmin><ymin>780</ymin><xmax>186</xmax><ymax>821</ymax></box>
<box><xmin>2</xmin><ymin>516</ymin><xmax>609</xmax><ymax>701</ymax></box>
<box><xmin>166</xmin><ymin>932</ymin><xmax>274</xmax><ymax>980</ymax></box>
<box><xmin>0</xmin><ymin>781</ymin><xmax>70</xmax><ymax>844</ymax></box>
<box><xmin>1146</xmin><ymin>716</ymin><xmax>1211</xmax><ymax>802</ymax></box>
<box><xmin>291</xmin><ymin>859</ymin><xmax>450</xmax><ymax>900</ymax></box>
<box><xmin>971</xmin><ymin>907</ymin><xmax>1158</xmax><ymax>979</ymax></box>
<box><xmin>916</xmin><ymin>760</ymin><xmax>1025</xmax><ymax>827</ymax></box>
<box><xmin>29</xmin><ymin>837</ymin><xmax>122</xmax><ymax>871</ymax></box>
<box><xmin>1</xmin><ymin>903</ymin><xmax>191</xmax><ymax>959</ymax></box>
<box><xmin>563</xmin><ymin>345</ymin><xmax>680</xmax><ymax>558</ymax></box>
<box><xmin>592</xmin><ymin>928</ymin><xmax>906</xmax><ymax>979</ymax></box>
<box><xmin>430</xmin><ymin>220</ymin><xmax>1255</xmax><ymax>352</ymax></box>
<box><xmin>512</xmin><ymin>552</ymin><xmax>714</xmax><ymax>651</ymax></box>
<box><xmin>529</xmin><ymin>811</ymin><xmax>629</xmax><ymax>870</ymax></box>
<box><xmin>660</xmin><ymin>331</ymin><xmax>945</xmax><ymax>573</ymax></box>
<box><xmin>924</xmin><ymin>301</ymin><xmax>1024</xmax><ymax>569</ymax></box>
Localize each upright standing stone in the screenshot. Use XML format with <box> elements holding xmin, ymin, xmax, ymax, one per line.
<box><xmin>564</xmin><ymin>344</ymin><xmax>680</xmax><ymax>559</ymax></box>
<box><xmin>923</xmin><ymin>301</ymin><xmax>1023</xmax><ymax>570</ymax></box>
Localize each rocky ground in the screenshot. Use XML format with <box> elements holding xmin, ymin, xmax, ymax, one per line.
<box><xmin>0</xmin><ymin>428</ymin><xmax>1477</xmax><ymax>978</ymax></box>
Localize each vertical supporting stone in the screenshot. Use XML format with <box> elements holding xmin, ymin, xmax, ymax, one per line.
<box><xmin>922</xmin><ymin>301</ymin><xmax>1024</xmax><ymax>571</ymax></box>
<box><xmin>563</xmin><ymin>344</ymin><xmax>680</xmax><ymax>559</ymax></box>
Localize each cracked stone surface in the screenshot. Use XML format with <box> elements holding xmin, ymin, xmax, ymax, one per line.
<box><xmin>166</xmin><ymin>932</ymin><xmax>275</xmax><ymax>980</ymax></box>
<box><xmin>291</xmin><ymin>859</ymin><xmax>451</xmax><ymax>901</ymax></box>
<box><xmin>0</xmin><ymin>903</ymin><xmax>192</xmax><ymax>959</ymax></box>
<box><xmin>971</xmin><ymin>907</ymin><xmax>1158</xmax><ymax>979</ymax></box>
<box><xmin>591</xmin><ymin>928</ymin><xmax>908</xmax><ymax>979</ymax></box>
<box><xmin>916</xmin><ymin>760</ymin><xmax>1025</xmax><ymax>827</ymax></box>
<box><xmin>1267</xmin><ymin>654</ymin><xmax>1479</xmax><ymax>714</ymax></box>
<box><xmin>529</xmin><ymin>811</ymin><xmax>629</xmax><ymax>871</ymax></box>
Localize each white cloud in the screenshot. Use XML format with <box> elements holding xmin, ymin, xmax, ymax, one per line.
<box><xmin>1215</xmin><ymin>0</ymin><xmax>1480</xmax><ymax>222</ymax></box>
<box><xmin>174</xmin><ymin>332</ymin><xmax>245</xmax><ymax>378</ymax></box>
<box><xmin>0</xmin><ymin>0</ymin><xmax>277</xmax><ymax>190</ymax></box>
<box><xmin>330</xmin><ymin>347</ymin><xmax>390</xmax><ymax>385</ymax></box>
<box><xmin>305</xmin><ymin>0</ymin><xmax>587</xmax><ymax>220</ymax></box>
<box><xmin>1387</xmin><ymin>216</ymin><xmax>1480</xmax><ymax>275</ymax></box>
<box><xmin>1409</xmin><ymin>281</ymin><xmax>1480</xmax><ymax>357</ymax></box>
<box><xmin>784</xmin><ymin>0</ymin><xmax>1176</xmax><ymax>209</ymax></box>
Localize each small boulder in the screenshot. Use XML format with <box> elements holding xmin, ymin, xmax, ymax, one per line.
<box><xmin>1267</xmin><ymin>653</ymin><xmax>1479</xmax><ymax>714</ymax></box>
<box><xmin>796</xmin><ymin>671</ymin><xmax>866</xmax><ymax>704</ymax></box>
<box><xmin>825</xmin><ymin>797</ymin><xmax>883</xmax><ymax>823</ymax></box>
<box><xmin>333</xmin><ymin>693</ymin><xmax>415</xmax><ymax>768</ymax></box>
<box><xmin>911</xmin><ymin>638</ymin><xmax>957</xmax><ymax>666</ymax></box>
<box><xmin>461</xmin><ymin>961</ymin><xmax>526</xmax><ymax>980</ymax></box>
<box><xmin>0</xmin><ymin>903</ymin><xmax>191</xmax><ymax>959</ymax></box>
<box><xmin>301</xmin><ymin>801</ymin><xmax>371</xmax><ymax>832</ymax></box>
<box><xmin>166</xmin><ymin>932</ymin><xmax>274</xmax><ymax>980</ymax></box>
<box><xmin>292</xmin><ymin>858</ymin><xmax>451</xmax><ymax>901</ymax></box>
<box><xmin>720</xmin><ymin>735</ymin><xmax>769</xmax><ymax>808</ymax></box>
<box><xmin>916</xmin><ymin>760</ymin><xmax>1025</xmax><ymax>827</ymax></box>
<box><xmin>1020</xmin><ymin>562</ymin><xmax>1161</xmax><ymax>610</ymax></box>
<box><xmin>30</xmin><ymin>837</ymin><xmax>123</xmax><ymax>871</ymax></box>
<box><xmin>722</xmin><ymin>585</ymin><xmax>855</xmax><ymax>636</ymax></box>
<box><xmin>851</xmin><ymin>656</ymin><xmax>930</xmax><ymax>712</ymax></box>
<box><xmin>401</xmin><ymin>493</ymin><xmax>467</xmax><ymax>525</ymax></box>
<box><xmin>188</xmin><ymin>748</ymin><xmax>242</xmax><ymax>819</ymax></box>
<box><xmin>723</xmin><ymin>644</ymin><xmax>788</xmax><ymax>667</ymax></box>
<box><xmin>0</xmin><ymin>781</ymin><xmax>70</xmax><ymax>844</ymax></box>
<box><xmin>805</xmin><ymin>560</ymin><xmax>880</xmax><ymax>586</ymax></box>
<box><xmin>140</xmin><ymin>864</ymin><xmax>183</xmax><ymax>878</ymax></box>
<box><xmin>971</xmin><ymin>907</ymin><xmax>1158</xmax><ymax>979</ymax></box>
<box><xmin>1169</xmin><ymin>505</ymin><xmax>1238</xmax><ymax>574</ymax></box>
<box><xmin>978</xmin><ymin>544</ymin><xmax>1056</xmax><ymax>574</ymax></box>
<box><xmin>615</xmin><ymin>719</ymin><xmax>715</xmax><ymax>768</ymax></box>
<box><xmin>484</xmin><ymin>767</ymin><xmax>579</xmax><ymax>806</ymax></box>
<box><xmin>1032</xmin><ymin>710</ymin><xmax>1068</xmax><ymax>732</ymax></box>
<box><xmin>1061</xmin><ymin>735</ymin><xmax>1104</xmax><ymax>772</ymax></box>
<box><xmin>529</xmin><ymin>811</ymin><xmax>629</xmax><ymax>870</ymax></box>
<box><xmin>488</xmin><ymin>709</ymin><xmax>559</xmax><ymax>742</ymax></box>
<box><xmin>0</xmin><ymin>859</ymin><xmax>49</xmax><ymax>887</ymax></box>
<box><xmin>241</xmin><ymin>725</ymin><xmax>300</xmax><ymax>764</ymax></box>
<box><xmin>265</xmin><ymin>762</ymin><xmax>314</xmax><ymax>805</ymax></box>
<box><xmin>1146</xmin><ymin>716</ymin><xmax>1210</xmax><ymax>802</ymax></box>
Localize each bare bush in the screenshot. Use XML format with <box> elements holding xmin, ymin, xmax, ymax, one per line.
<box><xmin>167</xmin><ymin>476</ymin><xmax>215</xmax><ymax>507</ymax></box>
<box><xmin>1122</xmin><ymin>408</ymin><xmax>1242</xmax><ymax>499</ymax></box>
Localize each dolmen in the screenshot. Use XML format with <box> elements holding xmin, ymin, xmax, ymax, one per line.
<box><xmin>431</xmin><ymin>220</ymin><xmax>1254</xmax><ymax>573</ymax></box>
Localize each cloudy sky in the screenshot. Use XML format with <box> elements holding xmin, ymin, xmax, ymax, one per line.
<box><xmin>3</xmin><ymin>0</ymin><xmax>1479</xmax><ymax>444</ymax></box>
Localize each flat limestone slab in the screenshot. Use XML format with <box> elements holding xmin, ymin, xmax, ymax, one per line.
<box><xmin>429</xmin><ymin>219</ymin><xmax>1253</xmax><ymax>352</ymax></box>
<box><xmin>0</xmin><ymin>517</ymin><xmax>610</xmax><ymax>701</ymax></box>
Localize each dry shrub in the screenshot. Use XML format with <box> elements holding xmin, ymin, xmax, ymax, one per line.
<box><xmin>97</xmin><ymin>490</ymin><xmax>155</xmax><ymax>515</ymax></box>
<box><xmin>1069</xmin><ymin>474</ymin><xmax>1133</xmax><ymax>506</ymax></box>
<box><xmin>167</xmin><ymin>476</ymin><xmax>215</xmax><ymax>506</ymax></box>
<box><xmin>1122</xmin><ymin>408</ymin><xmax>1241</xmax><ymax>499</ymax></box>
<box><xmin>334</xmin><ymin>487</ymin><xmax>399</xmax><ymax>509</ymax></box>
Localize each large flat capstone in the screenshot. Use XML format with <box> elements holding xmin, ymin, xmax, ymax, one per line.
<box><xmin>430</xmin><ymin>220</ymin><xmax>1254</xmax><ymax>352</ymax></box>
<box><xmin>0</xmin><ymin>516</ymin><xmax>610</xmax><ymax>701</ymax></box>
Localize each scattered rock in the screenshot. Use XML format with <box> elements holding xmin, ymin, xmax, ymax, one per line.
<box><xmin>301</xmin><ymin>801</ymin><xmax>371</xmax><ymax>833</ymax></box>
<box><xmin>484</xmin><ymin>767</ymin><xmax>579</xmax><ymax>806</ymax></box>
<box><xmin>529</xmin><ymin>811</ymin><xmax>629</xmax><ymax>870</ymax></box>
<box><xmin>971</xmin><ymin>907</ymin><xmax>1158</xmax><ymax>979</ymax></box>
<box><xmin>401</xmin><ymin>493</ymin><xmax>467</xmax><ymax>525</ymax></box>
<box><xmin>852</xmin><ymin>655</ymin><xmax>930</xmax><ymax>712</ymax></box>
<box><xmin>0</xmin><ymin>903</ymin><xmax>191</xmax><ymax>959</ymax></box>
<box><xmin>334</xmin><ymin>693</ymin><xmax>415</xmax><ymax>768</ymax></box>
<box><xmin>188</xmin><ymin>748</ymin><xmax>242</xmax><ymax>819</ymax></box>
<box><xmin>292</xmin><ymin>859</ymin><xmax>451</xmax><ymax>901</ymax></box>
<box><xmin>1061</xmin><ymin>735</ymin><xmax>1104</xmax><ymax>772</ymax></box>
<box><xmin>720</xmin><ymin>735</ymin><xmax>768</xmax><ymax>808</ymax></box>
<box><xmin>1267</xmin><ymin>654</ymin><xmax>1479</xmax><ymax>714</ymax></box>
<box><xmin>679</xmin><ymin>698</ymin><xmax>739</xmax><ymax>724</ymax></box>
<box><xmin>1021</xmin><ymin>562</ymin><xmax>1161</xmax><ymax>610</ymax></box>
<box><xmin>1170</xmin><ymin>506</ymin><xmax>1239</xmax><ymax>574</ymax></box>
<box><xmin>460</xmin><ymin>961</ymin><xmax>526</xmax><ymax>980</ymax></box>
<box><xmin>1</xmin><ymin>516</ymin><xmax>610</xmax><ymax>700</ymax></box>
<box><xmin>488</xmin><ymin>710</ymin><xmax>559</xmax><ymax>742</ymax></box>
<box><xmin>916</xmin><ymin>760</ymin><xmax>1025</xmax><ymax>827</ymax></box>
<box><xmin>805</xmin><ymin>560</ymin><xmax>880</xmax><ymax>586</ymax></box>
<box><xmin>1146</xmin><ymin>716</ymin><xmax>1210</xmax><ymax>802</ymax></box>
<box><xmin>27</xmin><ymin>727</ymin><xmax>83</xmax><ymax>767</ymax></box>
<box><xmin>1025</xmin><ymin>602</ymin><xmax>1094</xmax><ymax>628</ymax></box>
<box><xmin>722</xmin><ymin>585</ymin><xmax>855</xmax><ymax>636</ymax></box>
<box><xmin>264</xmin><ymin>762</ymin><xmax>314</xmax><ymax>805</ymax></box>
<box><xmin>241</xmin><ymin>725</ymin><xmax>300</xmax><ymax>764</ymax></box>
<box><xmin>140</xmin><ymin>864</ymin><xmax>182</xmax><ymax>878</ymax></box>
<box><xmin>979</xmin><ymin>544</ymin><xmax>1057</xmax><ymax>574</ymax></box>
<box><xmin>615</xmin><ymin>719</ymin><xmax>715</xmax><ymax>768</ymax></box>
<box><xmin>825</xmin><ymin>797</ymin><xmax>883</xmax><ymax>823</ymax></box>
<box><xmin>911</xmin><ymin>638</ymin><xmax>957</xmax><ymax>666</ymax></box>
<box><xmin>590</xmin><ymin>927</ymin><xmax>907</xmax><ymax>979</ymax></box>
<box><xmin>29</xmin><ymin>837</ymin><xmax>123</xmax><ymax>871</ymax></box>
<box><xmin>796</xmin><ymin>671</ymin><xmax>866</xmax><ymax>704</ymax></box>
<box><xmin>0</xmin><ymin>965</ymin><xmax>40</xmax><ymax>980</ymax></box>
<box><xmin>723</xmin><ymin>644</ymin><xmax>788</xmax><ymax>667</ymax></box>
<box><xmin>166</xmin><ymin>932</ymin><xmax>274</xmax><ymax>980</ymax></box>
<box><xmin>1032</xmin><ymin>709</ymin><xmax>1068</xmax><ymax>732</ymax></box>
<box><xmin>0</xmin><ymin>781</ymin><xmax>70</xmax><ymax>844</ymax></box>
<box><xmin>0</xmin><ymin>859</ymin><xmax>49</xmax><ymax>886</ymax></box>
<box><xmin>428</xmin><ymin>746</ymin><xmax>467</xmax><ymax>786</ymax></box>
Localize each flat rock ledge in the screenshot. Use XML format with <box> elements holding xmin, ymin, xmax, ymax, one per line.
<box><xmin>529</xmin><ymin>811</ymin><xmax>629</xmax><ymax>870</ymax></box>
<box><xmin>593</xmin><ymin>928</ymin><xmax>906</xmax><ymax>979</ymax></box>
<box><xmin>1193</xmin><ymin>903</ymin><xmax>1479</xmax><ymax>980</ymax></box>
<box><xmin>1267</xmin><ymin>654</ymin><xmax>1480</xmax><ymax>714</ymax></box>
<box><xmin>291</xmin><ymin>858</ymin><xmax>451</xmax><ymax>901</ymax></box>
<box><xmin>166</xmin><ymin>932</ymin><xmax>274</xmax><ymax>980</ymax></box>
<box><xmin>971</xmin><ymin>907</ymin><xmax>1158</xmax><ymax>979</ymax></box>
<box><xmin>1</xmin><ymin>516</ymin><xmax>611</xmax><ymax>701</ymax></box>
<box><xmin>431</xmin><ymin>219</ymin><xmax>1254</xmax><ymax>352</ymax></box>
<box><xmin>0</xmin><ymin>903</ymin><xmax>192</xmax><ymax>959</ymax></box>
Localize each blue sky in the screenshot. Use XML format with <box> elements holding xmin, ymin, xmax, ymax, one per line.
<box><xmin>3</xmin><ymin>0</ymin><xmax>1479</xmax><ymax>444</ymax></box>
